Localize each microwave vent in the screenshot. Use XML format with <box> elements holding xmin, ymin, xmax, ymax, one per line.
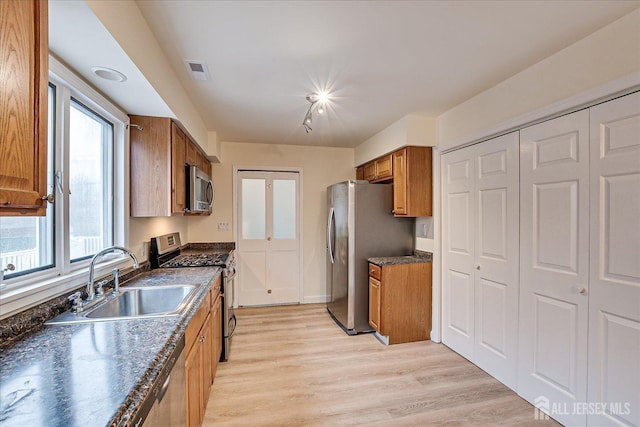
<box><xmin>184</xmin><ymin>60</ymin><xmax>211</xmax><ymax>81</ymax></box>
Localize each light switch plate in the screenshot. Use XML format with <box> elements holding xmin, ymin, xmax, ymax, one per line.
<box><xmin>218</xmin><ymin>222</ymin><xmax>230</xmax><ymax>232</ymax></box>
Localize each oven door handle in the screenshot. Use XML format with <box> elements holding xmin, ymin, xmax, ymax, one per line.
<box><xmin>224</xmin><ymin>269</ymin><xmax>236</xmax><ymax>282</ymax></box>
<box><xmin>224</xmin><ymin>314</ymin><xmax>237</xmax><ymax>339</ymax></box>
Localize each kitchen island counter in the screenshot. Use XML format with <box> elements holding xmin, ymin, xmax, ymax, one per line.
<box><xmin>0</xmin><ymin>267</ymin><xmax>221</xmax><ymax>427</ymax></box>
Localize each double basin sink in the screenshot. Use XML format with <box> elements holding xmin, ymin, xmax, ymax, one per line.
<box><xmin>47</xmin><ymin>284</ymin><xmax>200</xmax><ymax>325</ymax></box>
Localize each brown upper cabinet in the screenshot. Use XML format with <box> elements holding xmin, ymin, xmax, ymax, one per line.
<box><xmin>362</xmin><ymin>154</ymin><xmax>393</xmax><ymax>182</ymax></box>
<box><xmin>130</xmin><ymin>115</ymin><xmax>211</xmax><ymax>217</ymax></box>
<box><xmin>0</xmin><ymin>0</ymin><xmax>49</xmax><ymax>216</ymax></box>
<box><xmin>392</xmin><ymin>146</ymin><xmax>432</xmax><ymax>217</ymax></box>
<box><xmin>358</xmin><ymin>146</ymin><xmax>432</xmax><ymax>217</ymax></box>
<box><xmin>171</xmin><ymin>123</ymin><xmax>187</xmax><ymax>214</ymax></box>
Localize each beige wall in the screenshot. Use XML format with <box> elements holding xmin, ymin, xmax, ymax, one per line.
<box><xmin>129</xmin><ymin>216</ymin><xmax>189</xmax><ymax>263</ymax></box>
<box><xmin>187</xmin><ymin>142</ymin><xmax>355</xmax><ymax>302</ymax></box>
<box><xmin>438</xmin><ymin>9</ymin><xmax>640</xmax><ymax>149</ymax></box>
<box><xmin>354</xmin><ymin>115</ymin><xmax>437</xmax><ymax>166</ymax></box>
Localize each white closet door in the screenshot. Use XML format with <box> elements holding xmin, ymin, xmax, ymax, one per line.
<box><xmin>474</xmin><ymin>132</ymin><xmax>520</xmax><ymax>389</ymax></box>
<box><xmin>442</xmin><ymin>131</ymin><xmax>520</xmax><ymax>388</ymax></box>
<box><xmin>587</xmin><ymin>92</ymin><xmax>640</xmax><ymax>427</ymax></box>
<box><xmin>442</xmin><ymin>146</ymin><xmax>476</xmax><ymax>361</ymax></box>
<box><xmin>519</xmin><ymin>110</ymin><xmax>590</xmax><ymax>425</ymax></box>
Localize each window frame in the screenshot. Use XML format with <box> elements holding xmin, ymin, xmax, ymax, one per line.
<box><xmin>67</xmin><ymin>97</ymin><xmax>115</xmax><ymax>264</ymax></box>
<box><xmin>0</xmin><ymin>57</ymin><xmax>131</xmax><ymax>319</ymax></box>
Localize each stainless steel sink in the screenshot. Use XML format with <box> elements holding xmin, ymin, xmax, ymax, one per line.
<box><xmin>46</xmin><ymin>284</ymin><xmax>200</xmax><ymax>325</ymax></box>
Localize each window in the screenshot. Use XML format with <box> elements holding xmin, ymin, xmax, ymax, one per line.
<box><xmin>0</xmin><ymin>58</ymin><xmax>128</xmax><ymax>315</ymax></box>
<box><xmin>0</xmin><ymin>86</ymin><xmax>56</xmax><ymax>278</ymax></box>
<box><xmin>68</xmin><ymin>100</ymin><xmax>114</xmax><ymax>261</ymax></box>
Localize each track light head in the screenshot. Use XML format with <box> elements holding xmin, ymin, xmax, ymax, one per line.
<box><xmin>302</xmin><ymin>91</ymin><xmax>330</xmax><ymax>133</ymax></box>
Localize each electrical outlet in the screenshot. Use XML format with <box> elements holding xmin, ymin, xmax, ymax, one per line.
<box><xmin>218</xmin><ymin>222</ymin><xmax>230</xmax><ymax>232</ymax></box>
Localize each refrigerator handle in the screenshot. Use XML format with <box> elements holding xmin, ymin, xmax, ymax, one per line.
<box><xmin>327</xmin><ymin>207</ymin><xmax>335</xmax><ymax>264</ymax></box>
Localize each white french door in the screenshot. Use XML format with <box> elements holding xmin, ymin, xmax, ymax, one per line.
<box><xmin>587</xmin><ymin>92</ymin><xmax>640</xmax><ymax>427</ymax></box>
<box><xmin>442</xmin><ymin>131</ymin><xmax>520</xmax><ymax>389</ymax></box>
<box><xmin>518</xmin><ymin>109</ymin><xmax>590</xmax><ymax>425</ymax></box>
<box><xmin>237</xmin><ymin>171</ymin><xmax>301</xmax><ymax>306</ymax></box>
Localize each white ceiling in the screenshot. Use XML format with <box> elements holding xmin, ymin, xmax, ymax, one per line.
<box><xmin>51</xmin><ymin>1</ymin><xmax>639</xmax><ymax>148</ymax></box>
<box><xmin>48</xmin><ymin>1</ymin><xmax>173</xmax><ymax>118</ymax></box>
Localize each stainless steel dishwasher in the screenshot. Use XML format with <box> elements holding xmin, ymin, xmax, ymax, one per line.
<box><xmin>132</xmin><ymin>336</ymin><xmax>186</xmax><ymax>427</ymax></box>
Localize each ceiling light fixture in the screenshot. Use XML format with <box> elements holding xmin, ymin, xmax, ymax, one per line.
<box><xmin>91</xmin><ymin>66</ymin><xmax>127</xmax><ymax>82</ymax></box>
<box><xmin>302</xmin><ymin>92</ymin><xmax>329</xmax><ymax>133</ymax></box>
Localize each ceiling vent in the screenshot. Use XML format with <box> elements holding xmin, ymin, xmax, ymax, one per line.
<box><xmin>184</xmin><ymin>60</ymin><xmax>211</xmax><ymax>81</ymax></box>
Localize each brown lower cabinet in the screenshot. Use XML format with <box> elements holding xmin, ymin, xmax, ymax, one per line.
<box><xmin>185</xmin><ymin>274</ymin><xmax>222</xmax><ymax>427</ymax></box>
<box><xmin>368</xmin><ymin>261</ymin><xmax>432</xmax><ymax>345</ymax></box>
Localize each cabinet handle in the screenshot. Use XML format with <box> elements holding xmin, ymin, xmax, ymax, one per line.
<box><xmin>41</xmin><ymin>194</ymin><xmax>55</xmax><ymax>203</ymax></box>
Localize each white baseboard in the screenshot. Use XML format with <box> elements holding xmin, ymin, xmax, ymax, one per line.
<box><xmin>303</xmin><ymin>295</ymin><xmax>329</xmax><ymax>304</ymax></box>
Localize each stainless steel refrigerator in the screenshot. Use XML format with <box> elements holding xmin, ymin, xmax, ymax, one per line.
<box><xmin>326</xmin><ymin>180</ymin><xmax>414</xmax><ymax>334</ymax></box>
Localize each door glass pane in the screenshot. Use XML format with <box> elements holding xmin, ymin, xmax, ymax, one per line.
<box><xmin>273</xmin><ymin>179</ymin><xmax>296</xmax><ymax>239</ymax></box>
<box><xmin>69</xmin><ymin>100</ymin><xmax>113</xmax><ymax>261</ymax></box>
<box><xmin>0</xmin><ymin>85</ymin><xmax>55</xmax><ymax>278</ymax></box>
<box><xmin>242</xmin><ymin>179</ymin><xmax>265</xmax><ymax>239</ymax></box>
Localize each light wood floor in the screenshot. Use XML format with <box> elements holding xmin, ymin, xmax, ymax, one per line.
<box><xmin>204</xmin><ymin>304</ymin><xmax>559</xmax><ymax>426</ymax></box>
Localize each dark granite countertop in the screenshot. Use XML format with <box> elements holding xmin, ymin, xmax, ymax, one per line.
<box><xmin>0</xmin><ymin>267</ymin><xmax>221</xmax><ymax>427</ymax></box>
<box><xmin>181</xmin><ymin>242</ymin><xmax>235</xmax><ymax>255</ymax></box>
<box><xmin>368</xmin><ymin>250</ymin><xmax>433</xmax><ymax>266</ymax></box>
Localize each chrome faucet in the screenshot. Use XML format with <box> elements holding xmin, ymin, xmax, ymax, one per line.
<box><xmin>87</xmin><ymin>246</ymin><xmax>139</xmax><ymax>301</ymax></box>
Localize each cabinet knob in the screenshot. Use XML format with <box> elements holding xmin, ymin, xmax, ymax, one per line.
<box><xmin>41</xmin><ymin>194</ymin><xmax>55</xmax><ymax>203</ymax></box>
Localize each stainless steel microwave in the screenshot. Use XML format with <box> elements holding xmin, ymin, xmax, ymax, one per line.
<box><xmin>186</xmin><ymin>165</ymin><xmax>214</xmax><ymax>213</ymax></box>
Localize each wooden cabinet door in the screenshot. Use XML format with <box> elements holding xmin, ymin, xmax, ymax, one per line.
<box><xmin>171</xmin><ymin>123</ymin><xmax>186</xmax><ymax>214</ymax></box>
<box><xmin>368</xmin><ymin>276</ymin><xmax>381</xmax><ymax>331</ymax></box>
<box><xmin>186</xmin><ymin>139</ymin><xmax>198</xmax><ymax>166</ymax></box>
<box><xmin>392</xmin><ymin>148</ymin><xmax>407</xmax><ymax>215</ymax></box>
<box><xmin>196</xmin><ymin>151</ymin><xmax>209</xmax><ymax>175</ymax></box>
<box><xmin>0</xmin><ymin>0</ymin><xmax>48</xmax><ymax>216</ymax></box>
<box><xmin>356</xmin><ymin>166</ymin><xmax>364</xmax><ymax>180</ymax></box>
<box><xmin>130</xmin><ymin>116</ymin><xmax>172</xmax><ymax>217</ymax></box>
<box><xmin>375</xmin><ymin>155</ymin><xmax>393</xmax><ymax>181</ymax></box>
<box><xmin>363</xmin><ymin>162</ymin><xmax>376</xmax><ymax>181</ymax></box>
<box><xmin>185</xmin><ymin>342</ymin><xmax>203</xmax><ymax>427</ymax></box>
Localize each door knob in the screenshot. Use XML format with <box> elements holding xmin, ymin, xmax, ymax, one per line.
<box><xmin>578</xmin><ymin>287</ymin><xmax>587</xmax><ymax>295</ymax></box>
<box><xmin>476</xmin><ymin>264</ymin><xmax>481</xmax><ymax>270</ymax></box>
<box><xmin>267</xmin><ymin>236</ymin><xmax>272</xmax><ymax>241</ymax></box>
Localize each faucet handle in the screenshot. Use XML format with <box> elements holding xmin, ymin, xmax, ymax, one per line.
<box><xmin>96</xmin><ymin>280</ymin><xmax>109</xmax><ymax>296</ymax></box>
<box><xmin>112</xmin><ymin>268</ymin><xmax>120</xmax><ymax>294</ymax></box>
<box><xmin>68</xmin><ymin>291</ymin><xmax>83</xmax><ymax>312</ymax></box>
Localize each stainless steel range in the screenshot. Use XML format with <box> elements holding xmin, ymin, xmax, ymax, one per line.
<box><xmin>150</xmin><ymin>232</ymin><xmax>236</xmax><ymax>362</ymax></box>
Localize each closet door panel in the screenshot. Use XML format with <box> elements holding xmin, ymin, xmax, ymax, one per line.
<box><xmin>587</xmin><ymin>92</ymin><xmax>640</xmax><ymax>427</ymax></box>
<box><xmin>441</xmin><ymin>148</ymin><xmax>475</xmax><ymax>361</ymax></box>
<box><xmin>519</xmin><ymin>110</ymin><xmax>590</xmax><ymax>426</ymax></box>
<box><xmin>474</xmin><ymin>132</ymin><xmax>520</xmax><ymax>389</ymax></box>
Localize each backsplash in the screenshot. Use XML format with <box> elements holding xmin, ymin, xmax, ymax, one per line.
<box><xmin>185</xmin><ymin>242</ymin><xmax>236</xmax><ymax>252</ymax></box>
<box><xmin>0</xmin><ymin>263</ymin><xmax>150</xmax><ymax>351</ymax></box>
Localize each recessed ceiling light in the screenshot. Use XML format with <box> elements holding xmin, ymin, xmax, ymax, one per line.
<box><xmin>91</xmin><ymin>66</ymin><xmax>127</xmax><ymax>82</ymax></box>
